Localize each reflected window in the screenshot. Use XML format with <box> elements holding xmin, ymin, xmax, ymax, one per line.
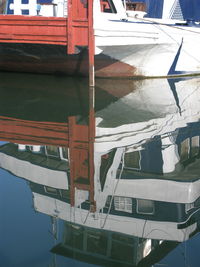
<box><xmin>87</xmin><ymin>230</ymin><xmax>107</xmax><ymax>255</ymax></box>
<box><xmin>124</xmin><ymin>150</ymin><xmax>141</xmax><ymax>170</ymax></box>
<box><xmin>64</xmin><ymin>224</ymin><xmax>84</xmax><ymax>250</ymax></box>
<box><xmin>179</xmin><ymin>136</ymin><xmax>200</xmax><ymax>163</ymax></box>
<box><xmin>29</xmin><ymin>145</ymin><xmax>41</xmax><ymax>153</ymax></box>
<box><xmin>100</xmin><ymin>150</ymin><xmax>116</xmax><ymax>190</ymax></box>
<box><xmin>191</xmin><ymin>136</ymin><xmax>199</xmax><ymax>157</ymax></box>
<box><xmin>114</xmin><ymin>196</ymin><xmax>132</xmax><ymax>213</ymax></box>
<box><xmin>46</xmin><ymin>145</ymin><xmax>60</xmax><ymax>157</ymax></box>
<box><xmin>137</xmin><ymin>199</ymin><xmax>154</xmax><ymax>215</ymax></box>
<box><xmin>111</xmin><ymin>233</ymin><xmax>134</xmax><ymax>263</ymax></box>
<box><xmin>185</xmin><ymin>202</ymin><xmax>194</xmax><ymax>213</ymax></box>
<box><xmin>44</xmin><ymin>186</ymin><xmax>58</xmax><ymax>195</ymax></box>
<box><xmin>100</xmin><ymin>0</ymin><xmax>117</xmax><ymax>13</ymax></box>
<box><xmin>60</xmin><ymin>189</ymin><xmax>70</xmax><ymax>199</ymax></box>
<box><xmin>180</xmin><ymin>138</ymin><xmax>190</xmax><ymax>162</ymax></box>
<box><xmin>194</xmin><ymin>197</ymin><xmax>200</xmax><ymax>208</ymax></box>
<box><xmin>143</xmin><ymin>239</ymin><xmax>152</xmax><ymax>257</ymax></box>
<box><xmin>60</xmin><ymin>147</ymin><xmax>68</xmax><ymax>160</ymax></box>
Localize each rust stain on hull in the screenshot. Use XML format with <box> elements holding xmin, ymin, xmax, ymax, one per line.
<box><xmin>95</xmin><ymin>55</ymin><xmax>139</xmax><ymax>78</ymax></box>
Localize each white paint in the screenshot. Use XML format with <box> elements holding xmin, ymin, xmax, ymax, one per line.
<box><xmin>9</xmin><ymin>0</ymin><xmax>67</xmax><ymax>17</ymax></box>
<box><xmin>33</xmin><ymin>193</ymin><xmax>197</xmax><ymax>241</ymax></box>
<box><xmin>0</xmin><ymin>153</ymin><xmax>69</xmax><ymax>189</ymax></box>
<box><xmin>39</xmin><ymin>5</ymin><xmax>55</xmax><ymax>17</ymax></box>
<box><xmin>18</xmin><ymin>144</ymin><xmax>26</xmax><ymax>151</ymax></box>
<box><xmin>93</xmin><ymin>0</ymin><xmax>200</xmax><ymax>77</ymax></box>
<box><xmin>126</xmin><ymin>10</ymin><xmax>147</xmax><ymax>18</ymax></box>
<box><xmin>75</xmin><ymin>189</ymin><xmax>89</xmax><ymax>207</ymax></box>
<box><xmin>32</xmin><ymin>145</ymin><xmax>41</xmax><ymax>153</ymax></box>
<box><xmin>162</xmin><ymin>0</ymin><xmax>177</xmax><ymax>19</ymax></box>
<box><xmin>53</xmin><ymin>0</ymin><xmax>65</xmax><ymax>17</ymax></box>
<box><xmin>161</xmin><ymin>136</ymin><xmax>179</xmax><ymax>173</ymax></box>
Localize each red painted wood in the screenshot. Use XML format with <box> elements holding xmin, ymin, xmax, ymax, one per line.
<box><xmin>0</xmin><ymin>116</ymin><xmax>69</xmax><ymax>146</ymax></box>
<box><xmin>0</xmin><ymin>2</ymin><xmax>94</xmax><ymax>59</ymax></box>
<box><xmin>88</xmin><ymin>0</ymin><xmax>95</xmax><ymax>86</ymax></box>
<box><xmin>0</xmin><ymin>113</ymin><xmax>96</xmax><ymax>210</ymax></box>
<box><xmin>0</xmin><ymin>116</ymin><xmax>92</xmax><ymax>148</ymax></box>
<box><xmin>68</xmin><ymin>114</ymin><xmax>95</xmax><ymax>210</ymax></box>
<box><xmin>0</xmin><ymin>15</ymin><xmax>67</xmax><ymax>45</ymax></box>
<box><xmin>67</xmin><ymin>0</ymin><xmax>89</xmax><ymax>54</ymax></box>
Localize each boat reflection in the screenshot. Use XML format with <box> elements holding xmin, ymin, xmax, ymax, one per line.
<box><xmin>1</xmin><ymin>75</ymin><xmax>200</xmax><ymax>266</ymax></box>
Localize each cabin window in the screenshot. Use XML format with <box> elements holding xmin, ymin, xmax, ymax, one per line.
<box><xmin>114</xmin><ymin>196</ymin><xmax>132</xmax><ymax>213</ymax></box>
<box><xmin>125</xmin><ymin>2</ymin><xmax>146</xmax><ymax>12</ymax></box>
<box><xmin>46</xmin><ymin>145</ymin><xmax>60</xmax><ymax>157</ymax></box>
<box><xmin>137</xmin><ymin>199</ymin><xmax>154</xmax><ymax>215</ymax></box>
<box><xmin>124</xmin><ymin>150</ymin><xmax>141</xmax><ymax>170</ymax></box>
<box><xmin>22</xmin><ymin>10</ymin><xmax>29</xmax><ymax>15</ymax></box>
<box><xmin>100</xmin><ymin>0</ymin><xmax>117</xmax><ymax>13</ymax></box>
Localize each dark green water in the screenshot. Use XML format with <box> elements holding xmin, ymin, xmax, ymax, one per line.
<box><xmin>1</xmin><ymin>72</ymin><xmax>200</xmax><ymax>267</ymax></box>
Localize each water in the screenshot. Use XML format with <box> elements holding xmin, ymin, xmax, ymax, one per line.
<box><xmin>1</xmin><ymin>72</ymin><xmax>200</xmax><ymax>267</ymax></box>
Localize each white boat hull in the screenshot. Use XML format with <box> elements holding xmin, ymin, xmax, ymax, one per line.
<box><xmin>95</xmin><ymin>18</ymin><xmax>200</xmax><ymax>78</ymax></box>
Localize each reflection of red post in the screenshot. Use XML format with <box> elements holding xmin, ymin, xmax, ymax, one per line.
<box><xmin>68</xmin><ymin>114</ymin><xmax>96</xmax><ymax>212</ymax></box>
<box><xmin>88</xmin><ymin>108</ymin><xmax>95</xmax><ymax>212</ymax></box>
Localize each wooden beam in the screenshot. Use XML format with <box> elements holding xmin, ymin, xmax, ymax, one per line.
<box><xmin>0</xmin><ymin>15</ymin><xmax>67</xmax><ymax>45</ymax></box>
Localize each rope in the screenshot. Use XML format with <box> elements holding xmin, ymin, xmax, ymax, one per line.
<box><xmin>100</xmin><ymin>150</ymin><xmax>125</xmax><ymax>228</ymax></box>
<box><xmin>134</xmin><ymin>16</ymin><xmax>200</xmax><ymax>65</ymax></box>
<box><xmin>135</xmin><ymin>17</ymin><xmax>200</xmax><ymax>35</ymax></box>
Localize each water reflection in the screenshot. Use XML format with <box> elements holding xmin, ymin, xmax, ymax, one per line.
<box><xmin>1</xmin><ymin>73</ymin><xmax>200</xmax><ymax>266</ymax></box>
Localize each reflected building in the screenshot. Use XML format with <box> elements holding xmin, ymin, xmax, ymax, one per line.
<box><xmin>1</xmin><ymin>76</ymin><xmax>200</xmax><ymax>265</ymax></box>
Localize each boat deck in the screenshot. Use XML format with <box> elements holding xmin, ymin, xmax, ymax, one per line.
<box><xmin>0</xmin><ymin>0</ymin><xmax>93</xmax><ymax>53</ymax></box>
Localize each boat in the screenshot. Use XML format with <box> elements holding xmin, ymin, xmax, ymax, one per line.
<box><xmin>1</xmin><ymin>76</ymin><xmax>200</xmax><ymax>242</ymax></box>
<box><xmin>1</xmin><ymin>75</ymin><xmax>200</xmax><ymax>265</ymax></box>
<box><xmin>0</xmin><ymin>0</ymin><xmax>200</xmax><ymax>78</ymax></box>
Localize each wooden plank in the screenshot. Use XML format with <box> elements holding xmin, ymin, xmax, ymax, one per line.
<box><xmin>67</xmin><ymin>0</ymin><xmax>89</xmax><ymax>54</ymax></box>
<box><xmin>0</xmin><ymin>116</ymin><xmax>69</xmax><ymax>146</ymax></box>
<box><xmin>0</xmin><ymin>15</ymin><xmax>67</xmax><ymax>45</ymax></box>
<box><xmin>88</xmin><ymin>0</ymin><xmax>95</xmax><ymax>87</ymax></box>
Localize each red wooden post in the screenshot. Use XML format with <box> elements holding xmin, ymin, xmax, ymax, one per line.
<box><xmin>67</xmin><ymin>0</ymin><xmax>95</xmax><ymax>86</ymax></box>
<box><xmin>67</xmin><ymin>0</ymin><xmax>89</xmax><ymax>54</ymax></box>
<box><xmin>67</xmin><ymin>0</ymin><xmax>74</xmax><ymax>54</ymax></box>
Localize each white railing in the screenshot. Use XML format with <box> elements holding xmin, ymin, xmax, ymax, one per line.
<box><xmin>9</xmin><ymin>0</ymin><xmax>67</xmax><ymax>17</ymax></box>
<box><xmin>9</xmin><ymin>0</ymin><xmax>38</xmax><ymax>15</ymax></box>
